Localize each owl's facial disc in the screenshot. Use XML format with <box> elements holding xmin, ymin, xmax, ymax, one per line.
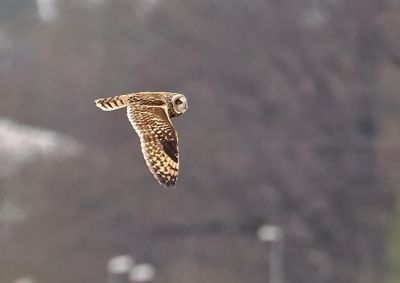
<box><xmin>172</xmin><ymin>94</ymin><xmax>188</xmax><ymax>114</ymax></box>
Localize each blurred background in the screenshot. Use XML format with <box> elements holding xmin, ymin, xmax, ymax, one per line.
<box><xmin>0</xmin><ymin>0</ymin><xmax>399</xmax><ymax>282</ymax></box>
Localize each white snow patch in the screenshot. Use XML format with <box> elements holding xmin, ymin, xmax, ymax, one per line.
<box><xmin>0</xmin><ymin>118</ymin><xmax>82</xmax><ymax>177</ymax></box>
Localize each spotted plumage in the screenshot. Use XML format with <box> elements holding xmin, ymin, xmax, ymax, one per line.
<box><xmin>95</xmin><ymin>92</ymin><xmax>188</xmax><ymax>187</ymax></box>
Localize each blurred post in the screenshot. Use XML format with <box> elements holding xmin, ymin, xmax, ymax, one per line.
<box><xmin>257</xmin><ymin>225</ymin><xmax>284</xmax><ymax>283</ymax></box>
<box><xmin>107</xmin><ymin>255</ymin><xmax>134</xmax><ymax>283</ymax></box>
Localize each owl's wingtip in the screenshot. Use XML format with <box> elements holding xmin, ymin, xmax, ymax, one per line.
<box><xmin>163</xmin><ymin>183</ymin><xmax>176</xmax><ymax>189</ymax></box>
<box><xmin>154</xmin><ymin>174</ymin><xmax>178</xmax><ymax>188</ymax></box>
<box><xmin>161</xmin><ymin>180</ymin><xmax>177</xmax><ymax>188</ymax></box>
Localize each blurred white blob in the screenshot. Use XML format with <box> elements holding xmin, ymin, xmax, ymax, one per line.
<box><xmin>108</xmin><ymin>255</ymin><xmax>135</xmax><ymax>274</ymax></box>
<box><xmin>257</xmin><ymin>225</ymin><xmax>283</xmax><ymax>242</ymax></box>
<box><xmin>36</xmin><ymin>0</ymin><xmax>59</xmax><ymax>22</ymax></box>
<box><xmin>129</xmin><ymin>263</ymin><xmax>156</xmax><ymax>282</ymax></box>
<box><xmin>0</xmin><ymin>118</ymin><xmax>82</xmax><ymax>177</ymax></box>
<box><xmin>14</xmin><ymin>277</ymin><xmax>36</xmax><ymax>283</ymax></box>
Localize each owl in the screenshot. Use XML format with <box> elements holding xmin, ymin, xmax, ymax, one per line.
<box><xmin>94</xmin><ymin>92</ymin><xmax>188</xmax><ymax>187</ymax></box>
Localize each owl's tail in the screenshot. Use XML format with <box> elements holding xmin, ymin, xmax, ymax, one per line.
<box><xmin>94</xmin><ymin>95</ymin><xmax>130</xmax><ymax>111</ymax></box>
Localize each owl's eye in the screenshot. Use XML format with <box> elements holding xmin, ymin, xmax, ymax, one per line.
<box><xmin>175</xmin><ymin>99</ymin><xmax>182</xmax><ymax>105</ymax></box>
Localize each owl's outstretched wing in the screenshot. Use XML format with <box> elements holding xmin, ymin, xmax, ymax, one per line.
<box><xmin>127</xmin><ymin>104</ymin><xmax>179</xmax><ymax>187</ymax></box>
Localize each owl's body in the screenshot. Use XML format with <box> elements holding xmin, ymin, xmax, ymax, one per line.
<box><xmin>95</xmin><ymin>92</ymin><xmax>188</xmax><ymax>187</ymax></box>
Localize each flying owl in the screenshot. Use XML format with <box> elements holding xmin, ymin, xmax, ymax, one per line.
<box><xmin>94</xmin><ymin>92</ymin><xmax>188</xmax><ymax>187</ymax></box>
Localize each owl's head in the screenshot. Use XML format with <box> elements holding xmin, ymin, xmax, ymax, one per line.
<box><xmin>171</xmin><ymin>94</ymin><xmax>188</xmax><ymax>115</ymax></box>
